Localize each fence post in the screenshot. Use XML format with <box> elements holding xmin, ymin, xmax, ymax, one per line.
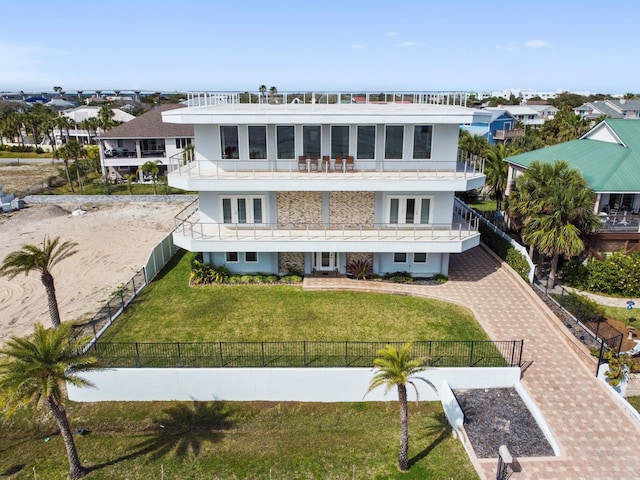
<box><xmin>303</xmin><ymin>341</ymin><xmax>307</xmax><ymax>367</ymax></box>
<box><xmin>261</xmin><ymin>342</ymin><xmax>265</xmax><ymax>367</ymax></box>
<box><xmin>131</xmin><ymin>275</ymin><xmax>136</xmax><ymax>296</ymax></box>
<box><xmin>219</xmin><ymin>342</ymin><xmax>224</xmax><ymax>367</ymax></box>
<box><xmin>469</xmin><ymin>341</ymin><xmax>475</xmax><ymax>367</ymax></box>
<box><xmin>596</xmin><ymin>339</ymin><xmax>606</xmax><ymax>377</ymax></box>
<box><xmin>518</xmin><ymin>340</ymin><xmax>524</xmax><ymax>367</ymax></box>
<box><xmin>119</xmin><ymin>289</ymin><xmax>125</xmax><ymax>311</ymax></box>
<box><xmin>177</xmin><ymin>342</ymin><xmax>182</xmax><ymax>368</ymax></box>
<box><xmin>135</xmin><ymin>343</ymin><xmax>141</xmax><ymax>368</ymax></box>
<box><xmin>496</xmin><ymin>445</ymin><xmax>512</xmax><ymax>480</ymax></box>
<box><xmin>345</xmin><ymin>341</ymin><xmax>349</xmax><ymax>367</ymax></box>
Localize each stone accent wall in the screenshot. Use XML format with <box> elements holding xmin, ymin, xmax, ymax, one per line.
<box><xmin>329</xmin><ymin>192</ymin><xmax>375</xmax><ymax>225</ymax></box>
<box><xmin>277</xmin><ymin>192</ymin><xmax>322</xmax><ymax>226</ymax></box>
<box><xmin>278</xmin><ymin>252</ymin><xmax>305</xmax><ymax>274</ymax></box>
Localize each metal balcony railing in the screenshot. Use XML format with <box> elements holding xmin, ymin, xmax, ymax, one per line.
<box><xmin>185</xmin><ymin>91</ymin><xmax>471</xmax><ymax>108</ymax></box>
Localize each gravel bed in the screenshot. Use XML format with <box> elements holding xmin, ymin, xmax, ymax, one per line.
<box><xmin>454</xmin><ymin>388</ymin><xmax>554</xmax><ymax>459</ymax></box>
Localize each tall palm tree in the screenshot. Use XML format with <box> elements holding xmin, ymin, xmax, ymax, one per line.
<box><xmin>258</xmin><ymin>85</ymin><xmax>267</xmax><ymax>103</ymax></box>
<box><xmin>0</xmin><ymin>323</ymin><xmax>99</xmax><ymax>479</ymax></box>
<box><xmin>484</xmin><ymin>143</ymin><xmax>511</xmax><ymax>210</ymax></box>
<box><xmin>54</xmin><ymin>140</ymin><xmax>87</xmax><ymax>193</ymax></box>
<box><xmin>508</xmin><ymin>160</ymin><xmax>600</xmax><ymax>282</ymax></box>
<box><xmin>0</xmin><ymin>236</ymin><xmax>78</xmax><ymax>328</ymax></box>
<box><xmin>366</xmin><ymin>343</ymin><xmax>430</xmax><ymax>472</ymax></box>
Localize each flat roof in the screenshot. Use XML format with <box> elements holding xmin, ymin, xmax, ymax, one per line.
<box><xmin>162</xmin><ymin>103</ymin><xmax>490</xmax><ymax>125</ymax></box>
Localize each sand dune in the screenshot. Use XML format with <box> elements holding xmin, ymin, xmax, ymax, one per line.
<box><xmin>0</xmin><ymin>202</ymin><xmax>186</xmax><ymax>343</ymax></box>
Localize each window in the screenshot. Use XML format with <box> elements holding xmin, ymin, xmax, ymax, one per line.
<box><xmin>245</xmin><ymin>252</ymin><xmax>258</xmax><ymax>263</ymax></box>
<box><xmin>387</xmin><ymin>196</ymin><xmax>432</xmax><ymax>224</ymax></box>
<box><xmin>357</xmin><ymin>125</ymin><xmax>375</xmax><ymax>159</ymax></box>
<box><xmin>221</xmin><ymin>126</ymin><xmax>239</xmax><ymax>159</ymax></box>
<box><xmin>175</xmin><ymin>138</ymin><xmax>192</xmax><ymax>149</ymax></box>
<box><xmin>331</xmin><ymin>126</ymin><xmax>349</xmax><ymax>157</ymax></box>
<box><xmin>220</xmin><ymin>196</ymin><xmax>264</xmax><ymax>224</ymax></box>
<box><xmin>393</xmin><ymin>253</ymin><xmax>407</xmax><ymax>263</ymax></box>
<box><xmin>226</xmin><ymin>252</ymin><xmax>239</xmax><ymax>262</ymax></box>
<box><xmin>385</xmin><ymin>125</ymin><xmax>404</xmax><ymax>159</ymax></box>
<box><xmin>141</xmin><ymin>139</ymin><xmax>164</xmax><ymax>151</ymax></box>
<box><xmin>303</xmin><ymin>125</ymin><xmax>321</xmax><ymax>157</ymax></box>
<box><xmin>248</xmin><ymin>126</ymin><xmax>267</xmax><ymax>159</ymax></box>
<box><xmin>413</xmin><ymin>125</ymin><xmax>433</xmax><ymax>159</ymax></box>
<box><xmin>277</xmin><ymin>126</ymin><xmax>294</xmax><ymax>159</ymax></box>
<box><xmin>414</xmin><ymin>253</ymin><xmax>427</xmax><ymax>263</ymax></box>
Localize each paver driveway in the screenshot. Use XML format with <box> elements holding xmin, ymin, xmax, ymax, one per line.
<box><xmin>305</xmin><ymin>246</ymin><xmax>640</xmax><ymax>480</ymax></box>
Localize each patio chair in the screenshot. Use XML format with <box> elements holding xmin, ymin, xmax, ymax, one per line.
<box><xmin>345</xmin><ymin>155</ymin><xmax>355</xmax><ymax>172</ymax></box>
<box><xmin>310</xmin><ymin>155</ymin><xmax>319</xmax><ymax>171</ymax></box>
<box><xmin>298</xmin><ymin>155</ymin><xmax>307</xmax><ymax>172</ymax></box>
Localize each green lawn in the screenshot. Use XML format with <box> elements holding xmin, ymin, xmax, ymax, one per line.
<box><xmin>101</xmin><ymin>250</ymin><xmax>488</xmax><ymax>343</ymax></box>
<box><xmin>601</xmin><ymin>305</ymin><xmax>639</xmax><ymax>327</ymax></box>
<box><xmin>0</xmin><ymin>400</ymin><xmax>478</xmax><ymax>480</ymax></box>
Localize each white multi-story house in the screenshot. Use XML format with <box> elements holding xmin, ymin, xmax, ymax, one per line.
<box><xmin>163</xmin><ymin>92</ymin><xmax>489</xmax><ymax>278</ymax></box>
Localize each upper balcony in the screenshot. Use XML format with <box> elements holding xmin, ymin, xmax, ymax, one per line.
<box><xmin>167</xmin><ymin>153</ymin><xmax>486</xmax><ymax>193</ymax></box>
<box><xmin>494</xmin><ymin>129</ymin><xmax>525</xmax><ymax>141</ymax></box>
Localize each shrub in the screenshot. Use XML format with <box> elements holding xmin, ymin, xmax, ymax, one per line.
<box><xmin>563</xmin><ymin>251</ymin><xmax>640</xmax><ymax>296</ymax></box>
<box><xmin>346</xmin><ymin>257</ymin><xmax>372</xmax><ymax>280</ymax></box>
<box><xmin>384</xmin><ymin>271</ymin><xmax>414</xmax><ymax>284</ymax></box>
<box><xmin>434</xmin><ymin>273</ymin><xmax>448</xmax><ymax>284</ymax></box>
<box><xmin>557</xmin><ymin>292</ymin><xmax>605</xmax><ymax>323</ymax></box>
<box><xmin>189</xmin><ymin>258</ymin><xmax>229</xmax><ymax>285</ymax></box>
<box><xmin>506</xmin><ymin>248</ymin><xmax>530</xmax><ymax>281</ymax></box>
<box><xmin>603</xmin><ymin>351</ymin><xmax>633</xmax><ymax>387</ymax></box>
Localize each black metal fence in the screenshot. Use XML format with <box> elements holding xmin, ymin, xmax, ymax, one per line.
<box><xmin>72</xmin><ymin>268</ymin><xmax>146</xmax><ymax>343</ymax></box>
<box><xmin>91</xmin><ymin>339</ymin><xmax>524</xmax><ymax>369</ymax></box>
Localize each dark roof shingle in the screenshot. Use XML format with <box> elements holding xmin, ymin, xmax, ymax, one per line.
<box><xmin>98</xmin><ymin>104</ymin><xmax>193</xmax><ymax>139</ymax></box>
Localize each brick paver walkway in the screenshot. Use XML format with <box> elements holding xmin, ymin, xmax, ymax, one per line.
<box><xmin>304</xmin><ymin>246</ymin><xmax>640</xmax><ymax>480</ymax></box>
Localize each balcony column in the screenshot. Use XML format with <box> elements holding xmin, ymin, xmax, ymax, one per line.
<box><xmin>595</xmin><ymin>193</ymin><xmax>602</xmax><ymax>213</ymax></box>
<box><xmin>135</xmin><ymin>140</ymin><xmax>141</xmax><ymax>159</ymax></box>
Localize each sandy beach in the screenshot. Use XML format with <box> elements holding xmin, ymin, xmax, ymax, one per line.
<box><xmin>0</xmin><ymin>201</ymin><xmax>186</xmax><ymax>343</ymax></box>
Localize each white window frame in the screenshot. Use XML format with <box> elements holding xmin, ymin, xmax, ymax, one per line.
<box><xmin>393</xmin><ymin>253</ymin><xmax>407</xmax><ymax>263</ymax></box>
<box><xmin>386</xmin><ymin>195</ymin><xmax>434</xmax><ymax>225</ymax></box>
<box><xmin>413</xmin><ymin>253</ymin><xmax>428</xmax><ymax>263</ymax></box>
<box><xmin>220</xmin><ymin>195</ymin><xmax>265</xmax><ymax>224</ymax></box>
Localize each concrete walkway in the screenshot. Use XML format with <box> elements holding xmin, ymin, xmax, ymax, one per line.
<box><xmin>304</xmin><ymin>246</ymin><xmax>640</xmax><ymax>480</ymax></box>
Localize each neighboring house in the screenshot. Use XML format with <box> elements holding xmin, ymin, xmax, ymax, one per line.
<box><xmin>58</xmin><ymin>106</ymin><xmax>136</xmax><ymax>145</ymax></box>
<box><xmin>505</xmin><ymin>119</ymin><xmax>640</xmax><ymax>253</ymax></box>
<box><xmin>487</xmin><ymin>106</ymin><xmax>544</xmax><ymax>127</ymax></box>
<box><xmin>461</xmin><ymin>108</ymin><xmax>521</xmax><ymax>144</ymax></box>
<box><xmin>162</xmin><ymin>92</ymin><xmax>489</xmax><ymax>278</ymax></box>
<box><xmin>574</xmin><ymin>99</ymin><xmax>640</xmax><ymax>121</ymax></box>
<box><xmin>97</xmin><ymin>104</ymin><xmax>194</xmax><ymax>181</ymax></box>
<box><xmin>527</xmin><ymin>104</ymin><xmax>558</xmax><ymax>121</ymax></box>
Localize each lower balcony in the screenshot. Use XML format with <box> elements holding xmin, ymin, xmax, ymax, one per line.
<box><xmin>172</xmin><ymin>217</ymin><xmax>480</xmax><ymax>254</ymax></box>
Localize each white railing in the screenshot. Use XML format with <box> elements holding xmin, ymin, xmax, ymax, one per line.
<box><xmin>173</xmin><ymin>219</ymin><xmax>479</xmax><ymax>243</ymax></box>
<box><xmin>185</xmin><ymin>91</ymin><xmax>470</xmax><ymax>107</ymax></box>
<box><xmin>167</xmin><ymin>157</ymin><xmax>484</xmax><ymax>182</ymax></box>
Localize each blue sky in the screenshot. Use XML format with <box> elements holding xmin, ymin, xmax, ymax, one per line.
<box><xmin>2</xmin><ymin>0</ymin><xmax>639</xmax><ymax>94</ymax></box>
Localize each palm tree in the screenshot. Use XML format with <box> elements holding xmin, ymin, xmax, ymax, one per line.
<box><xmin>0</xmin><ymin>236</ymin><xmax>78</xmax><ymax>328</ymax></box>
<box><xmin>54</xmin><ymin>140</ymin><xmax>87</xmax><ymax>193</ymax></box>
<box><xmin>0</xmin><ymin>323</ymin><xmax>99</xmax><ymax>479</ymax></box>
<box><xmin>140</xmin><ymin>160</ymin><xmax>161</xmax><ymax>194</ymax></box>
<box><xmin>366</xmin><ymin>343</ymin><xmax>430</xmax><ymax>472</ymax></box>
<box><xmin>258</xmin><ymin>85</ymin><xmax>267</xmax><ymax>103</ymax></box>
<box><xmin>484</xmin><ymin>143</ymin><xmax>511</xmax><ymax>210</ymax></box>
<box><xmin>508</xmin><ymin>160</ymin><xmax>600</xmax><ymax>283</ymax></box>
<box><xmin>269</xmin><ymin>86</ymin><xmax>278</xmax><ymax>104</ymax></box>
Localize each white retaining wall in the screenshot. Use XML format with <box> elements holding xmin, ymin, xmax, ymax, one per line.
<box><xmin>68</xmin><ymin>366</ymin><xmax>521</xmax><ymax>403</ymax></box>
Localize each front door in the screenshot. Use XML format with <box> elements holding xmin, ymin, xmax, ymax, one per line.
<box><xmin>315</xmin><ymin>252</ymin><xmax>337</xmax><ymax>271</ymax></box>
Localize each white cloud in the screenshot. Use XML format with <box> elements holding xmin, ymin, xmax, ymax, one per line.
<box><xmin>524</xmin><ymin>39</ymin><xmax>551</xmax><ymax>48</ymax></box>
<box><xmin>396</xmin><ymin>41</ymin><xmax>416</xmax><ymax>48</ymax></box>
<box><xmin>351</xmin><ymin>44</ymin><xmax>365</xmax><ymax>50</ymax></box>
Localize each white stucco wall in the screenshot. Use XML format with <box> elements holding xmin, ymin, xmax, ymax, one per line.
<box><xmin>68</xmin><ymin>366</ymin><xmax>521</xmax><ymax>403</ymax></box>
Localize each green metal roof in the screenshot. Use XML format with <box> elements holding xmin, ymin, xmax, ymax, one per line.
<box><xmin>505</xmin><ymin>119</ymin><xmax>640</xmax><ymax>192</ymax></box>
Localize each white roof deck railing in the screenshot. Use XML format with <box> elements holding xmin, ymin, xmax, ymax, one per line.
<box><xmin>185</xmin><ymin>91</ymin><xmax>470</xmax><ymax>108</ymax></box>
